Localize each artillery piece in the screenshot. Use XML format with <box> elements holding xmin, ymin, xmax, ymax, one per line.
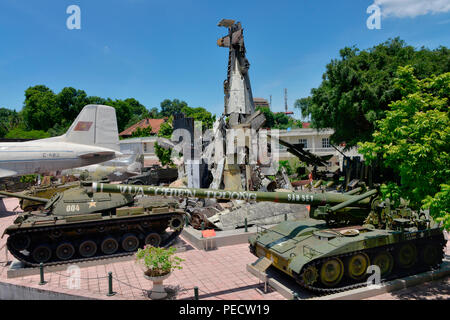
<box><xmin>0</xmin><ymin>183</ymin><xmax>185</xmax><ymax>267</ymax></box>
<box><xmin>91</xmin><ymin>183</ymin><xmax>447</xmax><ymax>293</ymax></box>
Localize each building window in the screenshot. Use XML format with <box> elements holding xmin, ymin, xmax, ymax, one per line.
<box><xmin>322</xmin><ymin>138</ymin><xmax>330</xmax><ymax>148</ymax></box>
<box><xmin>298</xmin><ymin>139</ymin><xmax>308</xmax><ymax>149</ymax></box>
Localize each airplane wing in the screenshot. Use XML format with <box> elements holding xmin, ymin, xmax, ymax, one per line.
<box><xmin>78</xmin><ymin>151</ymin><xmax>116</xmax><ymax>159</ymax></box>
<box><xmin>0</xmin><ymin>168</ymin><xmax>18</xmax><ymax>178</ymax></box>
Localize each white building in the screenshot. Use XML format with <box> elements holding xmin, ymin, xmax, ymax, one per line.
<box><xmin>276</xmin><ymin>128</ymin><xmax>361</xmax><ymax>172</ymax></box>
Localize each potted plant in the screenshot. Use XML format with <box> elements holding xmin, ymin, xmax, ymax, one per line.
<box><xmin>135</xmin><ymin>245</ymin><xmax>184</xmax><ymax>299</ymax></box>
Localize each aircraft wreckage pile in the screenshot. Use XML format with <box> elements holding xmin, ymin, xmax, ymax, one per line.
<box><xmin>154</xmin><ymin>20</ymin><xmax>331</xmax><ymax>230</ymax></box>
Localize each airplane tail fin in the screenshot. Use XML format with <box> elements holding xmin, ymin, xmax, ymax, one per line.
<box><xmin>62</xmin><ymin>105</ymin><xmax>120</xmax><ymax>151</ymax></box>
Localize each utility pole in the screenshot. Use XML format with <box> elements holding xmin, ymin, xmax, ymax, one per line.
<box><xmin>284</xmin><ymin>88</ymin><xmax>288</xmax><ymax>112</ymax></box>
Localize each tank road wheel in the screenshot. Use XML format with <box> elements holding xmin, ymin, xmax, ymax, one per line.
<box><xmin>372</xmin><ymin>251</ymin><xmax>394</xmax><ymax>277</ymax></box>
<box><xmin>32</xmin><ymin>244</ymin><xmax>52</xmax><ymax>263</ymax></box>
<box><xmin>168</xmin><ymin>215</ymin><xmax>184</xmax><ymax>231</ymax></box>
<box><xmin>121</xmin><ymin>233</ymin><xmax>139</xmax><ymax>252</ymax></box>
<box><xmin>55</xmin><ymin>242</ymin><xmax>75</xmax><ymax>261</ymax></box>
<box><xmin>320</xmin><ymin>258</ymin><xmax>344</xmax><ymax>287</ymax></box>
<box><xmin>301</xmin><ymin>265</ymin><xmax>319</xmax><ymax>286</ymax></box>
<box><xmin>396</xmin><ymin>243</ymin><xmax>418</xmax><ymax>269</ymax></box>
<box><xmin>346</xmin><ymin>253</ymin><xmax>370</xmax><ymax>280</ymax></box>
<box><xmin>79</xmin><ymin>240</ymin><xmax>97</xmax><ymax>258</ymax></box>
<box><xmin>101</xmin><ymin>237</ymin><xmax>119</xmax><ymax>255</ymax></box>
<box><xmin>420</xmin><ymin>243</ymin><xmax>442</xmax><ymax>268</ymax></box>
<box><xmin>144</xmin><ymin>232</ymin><xmax>162</xmax><ymax>247</ymax></box>
<box><xmin>10</xmin><ymin>234</ymin><xmax>31</xmax><ymax>251</ymax></box>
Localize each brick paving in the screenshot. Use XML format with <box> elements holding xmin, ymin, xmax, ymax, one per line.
<box><xmin>0</xmin><ymin>197</ymin><xmax>448</xmax><ymax>300</ymax></box>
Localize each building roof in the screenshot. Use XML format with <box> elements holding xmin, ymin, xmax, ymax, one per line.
<box><xmin>253</xmin><ymin>98</ymin><xmax>270</xmax><ymax>107</ymax></box>
<box><xmin>119</xmin><ymin>118</ymin><xmax>166</xmax><ymax>137</ymax></box>
<box><xmin>302</xmin><ymin>122</ymin><xmax>311</xmax><ymax>128</ymax></box>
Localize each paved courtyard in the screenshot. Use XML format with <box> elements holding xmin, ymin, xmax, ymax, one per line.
<box><xmin>0</xmin><ymin>197</ymin><xmax>448</xmax><ymax>300</ymax></box>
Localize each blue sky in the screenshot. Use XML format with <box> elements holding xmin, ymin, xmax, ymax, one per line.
<box><xmin>0</xmin><ymin>0</ymin><xmax>449</xmax><ymax>119</ymax></box>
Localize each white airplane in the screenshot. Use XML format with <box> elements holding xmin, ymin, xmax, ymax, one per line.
<box><xmin>0</xmin><ymin>104</ymin><xmax>122</xmax><ymax>178</ymax></box>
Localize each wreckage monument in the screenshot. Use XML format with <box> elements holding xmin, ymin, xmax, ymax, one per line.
<box><xmin>182</xmin><ymin>19</ymin><xmax>278</xmax><ymax>192</ymax></box>
<box><xmin>163</xmin><ymin>20</ymin><xmax>308</xmax><ymax>230</ymax></box>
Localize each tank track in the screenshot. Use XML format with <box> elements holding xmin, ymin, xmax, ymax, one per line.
<box><xmin>294</xmin><ymin>234</ymin><xmax>447</xmax><ymax>296</ymax></box>
<box><xmin>6</xmin><ymin>213</ymin><xmax>184</xmax><ymax>268</ymax></box>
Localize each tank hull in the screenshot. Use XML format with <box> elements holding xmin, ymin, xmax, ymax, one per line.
<box><xmin>249</xmin><ymin>221</ymin><xmax>446</xmax><ymax>293</ymax></box>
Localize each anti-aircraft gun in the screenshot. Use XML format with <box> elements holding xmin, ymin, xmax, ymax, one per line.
<box><xmin>0</xmin><ymin>183</ymin><xmax>186</xmax><ymax>267</ymax></box>
<box><xmin>92</xmin><ymin>183</ymin><xmax>447</xmax><ymax>293</ymax></box>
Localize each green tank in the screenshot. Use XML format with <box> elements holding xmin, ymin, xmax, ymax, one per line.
<box><xmin>0</xmin><ymin>183</ymin><xmax>185</xmax><ymax>267</ymax></box>
<box><xmin>91</xmin><ymin>183</ymin><xmax>447</xmax><ymax>293</ymax></box>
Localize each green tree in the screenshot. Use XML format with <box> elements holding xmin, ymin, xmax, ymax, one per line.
<box><xmin>296</xmin><ymin>38</ymin><xmax>450</xmax><ymax>148</ymax></box>
<box><xmin>131</xmin><ymin>125</ymin><xmax>153</xmax><ymax>138</ymax></box>
<box><xmin>21</xmin><ymin>85</ymin><xmax>59</xmax><ymax>131</ymax></box>
<box><xmin>181</xmin><ymin>106</ymin><xmax>215</xmax><ymax>129</ymax></box>
<box><xmin>0</xmin><ymin>108</ymin><xmax>20</xmax><ymax>138</ymax></box>
<box><xmin>160</xmin><ymin>99</ymin><xmax>188</xmax><ymax>117</ymax></box>
<box><xmin>125</xmin><ymin>98</ymin><xmax>148</xmax><ymax>116</ymax></box>
<box><xmin>155</xmin><ymin>121</ymin><xmax>174</xmax><ymax>166</ymax></box>
<box><xmin>106</xmin><ymin>98</ymin><xmax>151</xmax><ymax>132</ymax></box>
<box><xmin>359</xmin><ymin>66</ymin><xmax>450</xmax><ymax>229</ymax></box>
<box><xmin>86</xmin><ymin>96</ymin><xmax>107</xmax><ymax>105</ymax></box>
<box><xmin>148</xmin><ymin>107</ymin><xmax>162</xmax><ymax>118</ymax></box>
<box><xmin>5</xmin><ymin>127</ymin><xmax>51</xmax><ymax>139</ymax></box>
<box><xmin>256</xmin><ymin>107</ymin><xmax>275</xmax><ymax>127</ymax></box>
<box><xmin>56</xmin><ymin>87</ymin><xmax>89</xmax><ymax>125</ymax></box>
<box><xmin>256</xmin><ymin>107</ymin><xmax>301</xmax><ymax>129</ymax></box>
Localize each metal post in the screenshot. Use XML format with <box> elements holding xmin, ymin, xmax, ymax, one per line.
<box><xmin>284</xmin><ymin>213</ymin><xmax>287</xmax><ymax>221</ymax></box>
<box><xmin>194</xmin><ymin>286</ymin><xmax>199</xmax><ymax>300</ymax></box>
<box><xmin>107</xmin><ymin>272</ymin><xmax>115</xmax><ymax>296</ymax></box>
<box><xmin>244</xmin><ymin>218</ymin><xmax>248</xmax><ymax>233</ymax></box>
<box><xmin>39</xmin><ymin>262</ymin><xmax>45</xmax><ymax>285</ymax></box>
<box><xmin>200</xmin><ymin>222</ymin><xmax>205</xmax><ymax>238</ymax></box>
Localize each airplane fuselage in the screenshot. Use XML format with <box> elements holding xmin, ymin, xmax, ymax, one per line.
<box><xmin>0</xmin><ymin>141</ymin><xmax>116</xmax><ymax>176</ymax></box>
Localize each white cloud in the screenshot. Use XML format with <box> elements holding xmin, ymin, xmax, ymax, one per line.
<box><xmin>374</xmin><ymin>0</ymin><xmax>450</xmax><ymax>18</ymax></box>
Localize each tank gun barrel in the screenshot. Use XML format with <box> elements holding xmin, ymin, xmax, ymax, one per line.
<box><xmin>329</xmin><ymin>189</ymin><xmax>377</xmax><ymax>212</ymax></box>
<box><xmin>92</xmin><ymin>183</ymin><xmax>375</xmax><ymax>207</ymax></box>
<box><xmin>0</xmin><ymin>190</ymin><xmax>49</xmax><ymax>204</ymax></box>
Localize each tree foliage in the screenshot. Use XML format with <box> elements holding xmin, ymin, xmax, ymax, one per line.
<box><xmin>181</xmin><ymin>106</ymin><xmax>215</xmax><ymax>130</ymax></box>
<box><xmin>5</xmin><ymin>127</ymin><xmax>51</xmax><ymax>139</ymax></box>
<box><xmin>155</xmin><ymin>121</ymin><xmax>174</xmax><ymax>166</ymax></box>
<box><xmin>296</xmin><ymin>38</ymin><xmax>450</xmax><ymax>148</ymax></box>
<box><xmin>359</xmin><ymin>66</ymin><xmax>450</xmax><ymax>229</ymax></box>
<box><xmin>160</xmin><ymin>99</ymin><xmax>188</xmax><ymax>117</ymax></box>
<box><xmin>11</xmin><ymin>85</ymin><xmax>154</xmax><ymax>137</ymax></box>
<box><xmin>256</xmin><ymin>107</ymin><xmax>302</xmax><ymax>129</ymax></box>
<box><xmin>153</xmin><ymin>102</ymin><xmax>215</xmax><ymax>165</ymax></box>
<box><xmin>2</xmin><ymin>87</ymin><xmax>214</xmax><ymax>146</ymax></box>
<box><xmin>131</xmin><ymin>125</ymin><xmax>153</xmax><ymax>138</ymax></box>
<box><xmin>0</xmin><ymin>108</ymin><xmax>20</xmax><ymax>138</ymax></box>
